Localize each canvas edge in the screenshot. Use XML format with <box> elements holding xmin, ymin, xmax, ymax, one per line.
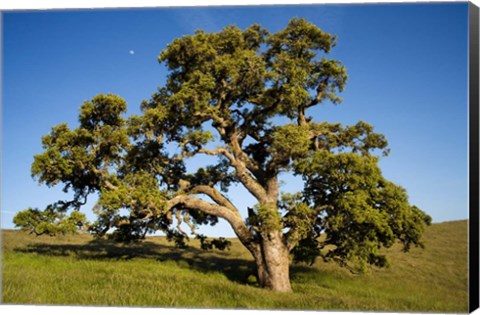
<box><xmin>469</xmin><ymin>1</ymin><xmax>480</xmax><ymax>313</ymax></box>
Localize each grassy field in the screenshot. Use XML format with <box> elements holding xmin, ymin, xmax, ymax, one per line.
<box><xmin>1</xmin><ymin>220</ymin><xmax>468</xmax><ymax>312</ymax></box>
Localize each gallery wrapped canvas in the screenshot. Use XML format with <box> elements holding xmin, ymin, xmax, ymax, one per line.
<box><xmin>1</xmin><ymin>0</ymin><xmax>479</xmax><ymax>314</ymax></box>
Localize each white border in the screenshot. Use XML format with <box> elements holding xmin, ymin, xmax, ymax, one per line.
<box><xmin>0</xmin><ymin>0</ymin><xmax>477</xmax><ymax>10</ymax></box>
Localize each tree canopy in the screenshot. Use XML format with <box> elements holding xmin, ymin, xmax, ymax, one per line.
<box><xmin>14</xmin><ymin>18</ymin><xmax>431</xmax><ymax>291</ymax></box>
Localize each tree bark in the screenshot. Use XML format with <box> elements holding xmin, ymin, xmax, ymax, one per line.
<box><xmin>251</xmin><ymin>230</ymin><xmax>292</xmax><ymax>293</ymax></box>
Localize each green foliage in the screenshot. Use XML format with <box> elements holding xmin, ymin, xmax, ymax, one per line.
<box><xmin>180</xmin><ymin>130</ymin><xmax>214</xmax><ymax>152</ymax></box>
<box><xmin>13</xmin><ymin>208</ymin><xmax>87</xmax><ymax>236</ymax></box>
<box><xmin>271</xmin><ymin>124</ymin><xmax>311</xmax><ymax>161</ymax></box>
<box><xmin>30</xmin><ymin>93</ymin><xmax>129</xmax><ymax>205</ymax></box>
<box><xmin>308</xmin><ymin>121</ymin><xmax>389</xmax><ymax>156</ymax></box>
<box><xmin>264</xmin><ymin>18</ymin><xmax>347</xmax><ymax>115</ymax></box>
<box><xmin>248</xmin><ymin>203</ymin><xmax>283</xmax><ymax>234</ymax></box>
<box><xmin>293</xmin><ymin>150</ymin><xmax>431</xmax><ymax>271</ymax></box>
<box><xmin>196</xmin><ymin>234</ymin><xmax>232</xmax><ymax>251</ymax></box>
<box><xmin>291</xmin><ymin>236</ymin><xmax>322</xmax><ymax>265</ymax></box>
<box><xmin>280</xmin><ymin>193</ymin><xmax>316</xmax><ymax>246</ymax></box>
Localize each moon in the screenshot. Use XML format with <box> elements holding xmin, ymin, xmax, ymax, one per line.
<box><xmin>129</xmin><ymin>50</ymin><xmax>135</xmax><ymax>55</ymax></box>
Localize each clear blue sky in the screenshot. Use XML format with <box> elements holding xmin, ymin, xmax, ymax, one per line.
<box><xmin>1</xmin><ymin>3</ymin><xmax>469</xmax><ymax>237</ymax></box>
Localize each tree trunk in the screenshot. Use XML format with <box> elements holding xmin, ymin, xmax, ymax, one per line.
<box><xmin>252</xmin><ymin>231</ymin><xmax>292</xmax><ymax>293</ymax></box>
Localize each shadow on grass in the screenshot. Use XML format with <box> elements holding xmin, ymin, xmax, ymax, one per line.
<box><xmin>14</xmin><ymin>237</ymin><xmax>321</xmax><ymax>287</ymax></box>
<box><xmin>14</xmin><ymin>239</ymin><xmax>259</xmax><ymax>285</ymax></box>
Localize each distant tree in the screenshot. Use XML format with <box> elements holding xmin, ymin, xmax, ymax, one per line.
<box><xmin>14</xmin><ymin>18</ymin><xmax>431</xmax><ymax>292</ymax></box>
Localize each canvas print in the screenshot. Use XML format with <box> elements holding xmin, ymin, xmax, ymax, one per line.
<box><xmin>1</xmin><ymin>1</ymin><xmax>478</xmax><ymax>313</ymax></box>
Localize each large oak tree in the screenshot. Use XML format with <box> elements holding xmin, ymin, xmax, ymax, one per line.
<box><xmin>14</xmin><ymin>18</ymin><xmax>431</xmax><ymax>292</ymax></box>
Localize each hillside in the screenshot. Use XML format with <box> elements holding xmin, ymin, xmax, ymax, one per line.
<box><xmin>1</xmin><ymin>220</ymin><xmax>468</xmax><ymax>312</ymax></box>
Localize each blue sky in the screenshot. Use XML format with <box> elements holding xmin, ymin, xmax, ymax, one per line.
<box><xmin>1</xmin><ymin>3</ymin><xmax>469</xmax><ymax>237</ymax></box>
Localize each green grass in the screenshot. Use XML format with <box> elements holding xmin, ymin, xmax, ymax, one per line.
<box><xmin>1</xmin><ymin>220</ymin><xmax>468</xmax><ymax>312</ymax></box>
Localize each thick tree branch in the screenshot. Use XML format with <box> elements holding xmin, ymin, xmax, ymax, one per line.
<box><xmin>166</xmin><ymin>194</ymin><xmax>258</xmax><ymax>252</ymax></box>
<box><xmin>224</xmin><ymin>133</ymin><xmax>270</xmax><ymax>203</ymax></box>
<box><xmin>305</xmin><ymin>86</ymin><xmax>324</xmax><ymax>108</ymax></box>
<box><xmin>180</xmin><ymin>130</ymin><xmax>267</xmax><ymax>204</ymax></box>
<box><xmin>298</xmin><ymin>110</ymin><xmax>307</xmax><ymax>126</ymax></box>
<box><xmin>208</xmin><ymin>102</ymin><xmax>262</xmax><ymax>176</ymax></box>
<box><xmin>188</xmin><ymin>185</ymin><xmax>238</xmax><ymax>213</ymax></box>
<box><xmin>265</xmin><ymin>175</ymin><xmax>279</xmax><ymax>203</ymax></box>
<box><xmin>167</xmin><ymin>195</ymin><xmax>231</xmax><ymax>220</ymax></box>
<box><xmin>232</xmin><ymin>159</ymin><xmax>270</xmax><ymax>203</ymax></box>
<box><xmin>197</xmin><ymin>147</ymin><xmax>235</xmax><ymax>163</ymax></box>
<box><xmin>104</xmin><ymin>180</ymin><xmax>119</xmax><ymax>191</ymax></box>
<box><xmin>229</xmin><ymin>134</ymin><xmax>260</xmax><ymax>173</ymax></box>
